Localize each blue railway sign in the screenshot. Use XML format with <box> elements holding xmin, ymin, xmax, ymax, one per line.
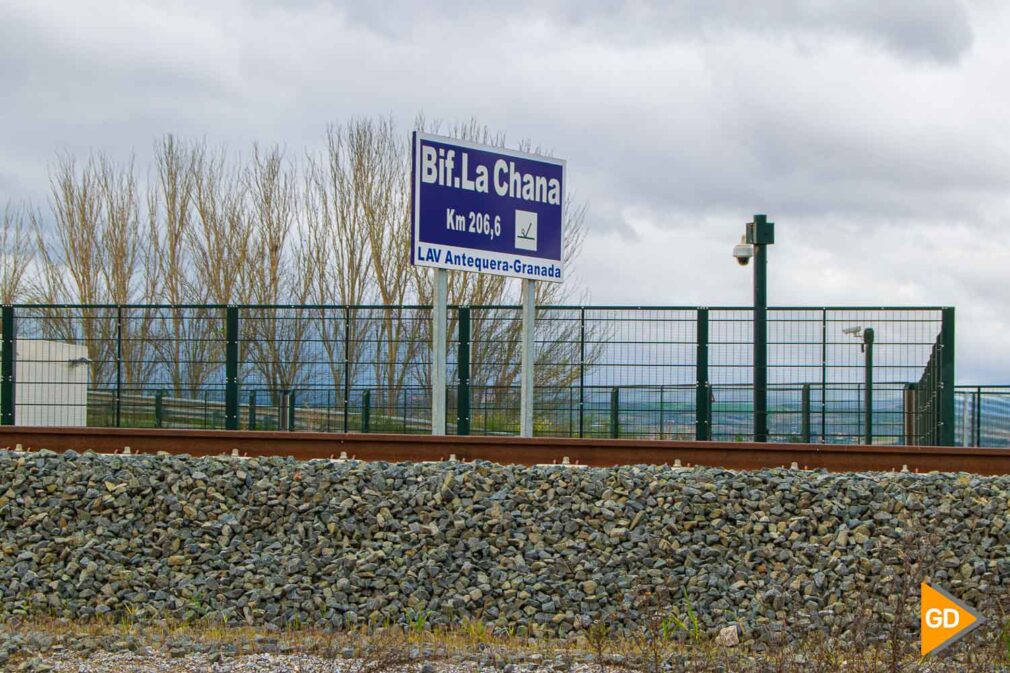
<box><xmin>411</xmin><ymin>131</ymin><xmax>566</xmax><ymax>282</ymax></box>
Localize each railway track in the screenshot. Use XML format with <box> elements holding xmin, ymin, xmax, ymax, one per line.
<box><xmin>0</xmin><ymin>426</ymin><xmax>1008</xmax><ymax>475</ymax></box>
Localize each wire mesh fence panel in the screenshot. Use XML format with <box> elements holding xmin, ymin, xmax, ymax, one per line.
<box><xmin>3</xmin><ymin>304</ymin><xmax>950</xmax><ymax>444</ymax></box>
<box><xmin>589</xmin><ymin>384</ymin><xmax>697</xmax><ymax>440</ymax></box>
<box><xmin>579</xmin><ymin>309</ymin><xmax>697</xmax><ymax>439</ymax></box>
<box><xmin>464</xmin><ymin>385</ymin><xmax>520</xmax><ymax>436</ymax></box>
<box><xmin>764</xmin><ymin>309</ymin><xmax>942</xmax><ymax>444</ymax></box>
<box><xmin>446</xmin><ymin>305</ymin><xmax>591</xmax><ymax>436</ymax></box>
<box><xmin>703</xmin><ymin>308</ymin><xmax>944</xmax><ymax>444</ymax></box>
<box><xmin>239</xmin><ymin>305</ymin><xmax>322</xmax><ymax>430</ymax></box>
<box><xmin>823</xmin><ymin>309</ymin><xmax>940</xmax><ymax>444</ymax></box>
<box><xmin>954</xmin><ymin>386</ymin><xmax>1010</xmax><ymax>447</ymax></box>
<box><xmin>452</xmin><ymin>307</ymin><xmax>698</xmax><ymax>439</ymax></box>
<box><xmin>766</xmin><ymin>309</ymin><xmax>824</xmax><ymax>442</ymax></box>
<box><xmin>709</xmin><ymin>309</ymin><xmax>754</xmax><ymax>441</ymax></box>
<box><xmin>906</xmin><ymin>308</ymin><xmax>955</xmax><ymax>446</ymax></box>
<box><xmin>351</xmin><ymin>306</ymin><xmax>432</xmax><ymax>430</ymax></box>
<box><xmin>533</xmin><ymin>308</ymin><xmax>583</xmax><ymax>435</ymax></box>
<box><xmin>14</xmin><ymin>306</ymin><xmax>228</xmax><ymax>428</ymax></box>
<box><xmin>235</xmin><ymin>306</ymin><xmax>433</xmax><ymax>433</ymax></box>
<box><xmin>980</xmin><ymin>388</ymin><xmax>1010</xmax><ymax>446</ymax></box>
<box><xmin>450</xmin><ymin>306</ymin><xmax>521</xmax><ymax>435</ymax></box>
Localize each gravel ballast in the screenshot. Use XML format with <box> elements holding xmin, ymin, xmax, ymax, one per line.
<box><xmin>1</xmin><ymin>450</ymin><xmax>1007</xmax><ymax>640</ymax></box>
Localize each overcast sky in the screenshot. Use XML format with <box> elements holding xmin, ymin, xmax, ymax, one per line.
<box><xmin>1</xmin><ymin>0</ymin><xmax>1008</xmax><ymax>382</ymax></box>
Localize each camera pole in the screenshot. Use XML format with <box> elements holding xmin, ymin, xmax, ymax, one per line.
<box><xmin>747</xmin><ymin>215</ymin><xmax>774</xmax><ymax>443</ymax></box>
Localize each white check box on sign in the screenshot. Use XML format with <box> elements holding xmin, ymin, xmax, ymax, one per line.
<box><xmin>515</xmin><ymin>210</ymin><xmax>538</xmax><ymax>251</ymax></box>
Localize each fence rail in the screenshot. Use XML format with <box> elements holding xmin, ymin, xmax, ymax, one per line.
<box><xmin>1</xmin><ymin>304</ymin><xmax>954</xmax><ymax>445</ymax></box>
<box><xmin>954</xmin><ymin>386</ymin><xmax>1010</xmax><ymax>448</ymax></box>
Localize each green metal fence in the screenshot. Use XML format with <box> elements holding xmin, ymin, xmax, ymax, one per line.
<box><xmin>954</xmin><ymin>385</ymin><xmax>1010</xmax><ymax>448</ymax></box>
<box><xmin>1</xmin><ymin>304</ymin><xmax>954</xmax><ymax>445</ymax></box>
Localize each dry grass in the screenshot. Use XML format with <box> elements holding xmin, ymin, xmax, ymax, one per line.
<box><xmin>2</xmin><ymin>612</ymin><xmax>1010</xmax><ymax>672</ymax></box>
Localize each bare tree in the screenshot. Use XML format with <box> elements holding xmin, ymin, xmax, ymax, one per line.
<box><xmin>22</xmin><ymin>118</ymin><xmax>598</xmax><ymax>432</ymax></box>
<box><xmin>149</xmin><ymin>136</ymin><xmax>221</xmax><ymax>398</ymax></box>
<box><xmin>150</xmin><ymin>135</ymin><xmax>197</xmax><ymax>304</ymax></box>
<box><xmin>244</xmin><ymin>145</ymin><xmax>311</xmax><ymax>402</ymax></box>
<box><xmin>304</xmin><ymin>125</ymin><xmax>373</xmax><ymax>409</ymax></box>
<box><xmin>32</xmin><ymin>153</ymin><xmax>113</xmax><ymax>386</ymax></box>
<box><xmin>189</xmin><ymin>147</ymin><xmax>253</xmax><ymax>305</ymax></box>
<box><xmin>96</xmin><ymin>154</ymin><xmax>156</xmax><ymax>389</ymax></box>
<box><xmin>352</xmin><ymin>119</ymin><xmax>426</xmax><ymax>413</ymax></box>
<box><xmin>182</xmin><ymin>145</ymin><xmax>259</xmax><ymax>402</ymax></box>
<box><xmin>0</xmin><ymin>203</ymin><xmax>34</xmax><ymax>304</ymax></box>
<box><xmin>34</xmin><ymin>153</ymin><xmax>104</xmax><ymax>305</ymax></box>
<box><xmin>95</xmin><ymin>154</ymin><xmax>146</xmax><ymax>305</ymax></box>
<box><xmin>30</xmin><ymin>152</ymin><xmax>159</xmax><ymax>402</ymax></box>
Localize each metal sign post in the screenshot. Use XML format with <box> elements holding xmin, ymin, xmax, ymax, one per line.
<box><xmin>410</xmin><ymin>131</ymin><xmax>565</xmax><ymax>437</ymax></box>
<box><xmin>520</xmin><ymin>279</ymin><xmax>535</xmax><ymax>437</ymax></box>
<box><xmin>431</xmin><ymin>268</ymin><xmax>448</xmax><ymax>435</ymax></box>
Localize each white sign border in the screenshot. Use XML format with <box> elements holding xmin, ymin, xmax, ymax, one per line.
<box><xmin>411</xmin><ymin>131</ymin><xmax>567</xmax><ymax>283</ymax></box>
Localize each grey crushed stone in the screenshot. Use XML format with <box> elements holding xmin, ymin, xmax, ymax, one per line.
<box><xmin>37</xmin><ymin>651</ymin><xmax>603</xmax><ymax>672</ymax></box>
<box><xmin>2</xmin><ymin>450</ymin><xmax>1008</xmax><ymax>641</ymax></box>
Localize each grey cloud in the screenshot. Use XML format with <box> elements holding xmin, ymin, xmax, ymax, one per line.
<box><xmin>0</xmin><ymin>172</ymin><xmax>21</xmax><ymax>203</ymax></box>
<box><xmin>809</xmin><ymin>1</ymin><xmax>974</xmax><ymax>63</ymax></box>
<box><xmin>0</xmin><ymin>0</ymin><xmax>1006</xmax><ymax>380</ymax></box>
<box><xmin>677</xmin><ymin>1</ymin><xmax>974</xmax><ymax>64</ymax></box>
<box><xmin>334</xmin><ymin>0</ymin><xmax>974</xmax><ymax>63</ymax></box>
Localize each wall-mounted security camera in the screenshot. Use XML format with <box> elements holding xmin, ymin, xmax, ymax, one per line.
<box><xmin>732</xmin><ymin>236</ymin><xmax>753</xmax><ymax>266</ymax></box>
<box><xmin>841</xmin><ymin>326</ymin><xmax>863</xmax><ymax>337</ymax></box>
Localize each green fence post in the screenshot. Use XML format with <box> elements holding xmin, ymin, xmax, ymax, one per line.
<box><xmin>863</xmin><ymin>328</ymin><xmax>874</xmax><ymax>445</ymax></box>
<box><xmin>610</xmin><ymin>387</ymin><xmax>619</xmax><ymax>439</ymax></box>
<box><xmin>974</xmin><ymin>386</ymin><xmax>982</xmax><ymax>447</ymax></box>
<box><xmin>457</xmin><ymin>307</ymin><xmax>471</xmax><ymax>436</ymax></box>
<box><xmin>658</xmin><ymin>385</ymin><xmax>665</xmax><ymax>440</ymax></box>
<box><xmin>940</xmin><ymin>308</ymin><xmax>956</xmax><ymax>446</ymax></box>
<box><xmin>115</xmin><ymin>306</ymin><xmax>123</xmax><ymax>428</ymax></box>
<box><xmin>288</xmin><ymin>390</ymin><xmax>296</xmax><ymax>431</ymax></box>
<box><xmin>154</xmin><ymin>390</ymin><xmax>164</xmax><ymax>428</ymax></box>
<box><xmin>801</xmin><ymin>384</ymin><xmax>811</xmax><ymax>443</ymax></box>
<box><xmin>568</xmin><ymin>387</ymin><xmax>574</xmax><ymax>437</ymax></box>
<box><xmin>695</xmin><ymin>308</ymin><xmax>710</xmax><ymax>441</ymax></box>
<box><xmin>278</xmin><ymin>390</ymin><xmax>289</xmax><ymax>431</ymax></box>
<box><xmin>362</xmin><ymin>390</ymin><xmax>371</xmax><ymax>433</ymax></box>
<box><xmin>820</xmin><ymin>309</ymin><xmax>827</xmax><ymax>442</ymax></box>
<box><xmin>579</xmin><ymin>307</ymin><xmax>586</xmax><ymax>439</ymax></box>
<box><xmin>343</xmin><ymin>307</ymin><xmax>351</xmax><ymax>434</ymax></box>
<box><xmin>248</xmin><ymin>390</ymin><xmax>257</xmax><ymax>430</ymax></box>
<box><xmin>1</xmin><ymin>306</ymin><xmax>14</xmax><ymax>426</ymax></box>
<box><xmin>224</xmin><ymin>306</ymin><xmax>239</xmax><ymax>430</ymax></box>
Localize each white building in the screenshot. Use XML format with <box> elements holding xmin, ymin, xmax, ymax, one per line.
<box><xmin>3</xmin><ymin>339</ymin><xmax>90</xmax><ymax>426</ymax></box>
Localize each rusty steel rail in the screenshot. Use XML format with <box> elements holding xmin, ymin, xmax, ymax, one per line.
<box><xmin>1</xmin><ymin>426</ymin><xmax>1010</xmax><ymax>475</ymax></box>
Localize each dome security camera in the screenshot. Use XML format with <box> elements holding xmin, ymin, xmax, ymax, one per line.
<box><xmin>732</xmin><ymin>237</ymin><xmax>753</xmax><ymax>266</ymax></box>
